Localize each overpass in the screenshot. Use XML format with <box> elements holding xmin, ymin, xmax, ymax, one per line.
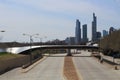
<box><xmin>29</xmin><ymin>45</ymin><xmax>98</xmax><ymax>51</ymax></box>
<box><xmin>4</xmin><ymin>45</ymin><xmax>99</xmax><ymax>54</ymax></box>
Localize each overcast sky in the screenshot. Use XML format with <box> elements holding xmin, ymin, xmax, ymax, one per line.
<box><xmin>0</xmin><ymin>0</ymin><xmax>120</xmax><ymax>42</ymax></box>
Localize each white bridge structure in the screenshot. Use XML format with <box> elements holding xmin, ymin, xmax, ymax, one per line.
<box><xmin>0</xmin><ymin>46</ymin><xmax>41</xmax><ymax>54</ymax></box>
<box><xmin>0</xmin><ymin>45</ymin><xmax>99</xmax><ymax>54</ymax></box>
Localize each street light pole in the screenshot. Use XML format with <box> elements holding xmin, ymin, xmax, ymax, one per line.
<box><xmin>23</xmin><ymin>33</ymin><xmax>39</xmax><ymax>64</ymax></box>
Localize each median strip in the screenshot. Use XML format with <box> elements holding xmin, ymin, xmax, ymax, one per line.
<box><xmin>63</xmin><ymin>56</ymin><xmax>81</xmax><ymax>80</ymax></box>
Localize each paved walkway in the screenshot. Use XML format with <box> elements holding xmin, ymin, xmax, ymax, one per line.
<box><xmin>73</xmin><ymin>50</ymin><xmax>120</xmax><ymax>80</ymax></box>
<box><xmin>101</xmin><ymin>53</ymin><xmax>120</xmax><ymax>65</ymax></box>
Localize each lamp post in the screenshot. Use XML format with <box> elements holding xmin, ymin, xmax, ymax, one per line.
<box><xmin>23</xmin><ymin>33</ymin><xmax>39</xmax><ymax>64</ymax></box>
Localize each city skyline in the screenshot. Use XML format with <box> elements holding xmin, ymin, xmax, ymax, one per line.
<box><xmin>0</xmin><ymin>0</ymin><xmax>120</xmax><ymax>42</ymax></box>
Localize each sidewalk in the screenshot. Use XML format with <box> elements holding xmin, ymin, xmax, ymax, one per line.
<box><xmin>100</xmin><ymin>53</ymin><xmax>120</xmax><ymax>69</ymax></box>
<box><xmin>103</xmin><ymin>55</ymin><xmax>120</xmax><ymax>64</ymax></box>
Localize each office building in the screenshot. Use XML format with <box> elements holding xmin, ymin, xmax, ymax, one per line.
<box><xmin>103</xmin><ymin>30</ymin><xmax>108</xmax><ymax>37</ymax></box>
<box><xmin>96</xmin><ymin>32</ymin><xmax>101</xmax><ymax>40</ymax></box>
<box><xmin>92</xmin><ymin>13</ymin><xmax>97</xmax><ymax>42</ymax></box>
<box><xmin>75</xmin><ymin>19</ymin><xmax>81</xmax><ymax>44</ymax></box>
<box><xmin>65</xmin><ymin>37</ymin><xmax>75</xmax><ymax>45</ymax></box>
<box><xmin>82</xmin><ymin>24</ymin><xmax>88</xmax><ymax>43</ymax></box>
<box><xmin>109</xmin><ymin>27</ymin><xmax>116</xmax><ymax>34</ymax></box>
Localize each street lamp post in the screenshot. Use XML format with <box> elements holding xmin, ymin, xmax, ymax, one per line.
<box><xmin>23</xmin><ymin>33</ymin><xmax>39</xmax><ymax>64</ymax></box>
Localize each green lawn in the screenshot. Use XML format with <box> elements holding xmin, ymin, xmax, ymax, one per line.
<box><xmin>0</xmin><ymin>52</ymin><xmax>21</xmax><ymax>60</ymax></box>
<box><xmin>0</xmin><ymin>52</ymin><xmax>10</xmax><ymax>56</ymax></box>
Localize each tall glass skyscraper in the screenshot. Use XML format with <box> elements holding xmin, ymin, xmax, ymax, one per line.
<box><xmin>75</xmin><ymin>19</ymin><xmax>81</xmax><ymax>45</ymax></box>
<box><xmin>92</xmin><ymin>13</ymin><xmax>97</xmax><ymax>42</ymax></box>
<box><xmin>82</xmin><ymin>24</ymin><xmax>88</xmax><ymax>43</ymax></box>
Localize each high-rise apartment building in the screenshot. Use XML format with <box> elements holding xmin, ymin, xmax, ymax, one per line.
<box><xmin>92</xmin><ymin>13</ymin><xmax>97</xmax><ymax>42</ymax></box>
<box><xmin>82</xmin><ymin>24</ymin><xmax>88</xmax><ymax>43</ymax></box>
<box><xmin>75</xmin><ymin>19</ymin><xmax>81</xmax><ymax>44</ymax></box>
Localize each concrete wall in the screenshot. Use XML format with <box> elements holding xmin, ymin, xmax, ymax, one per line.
<box><xmin>0</xmin><ymin>55</ymin><xmax>30</xmax><ymax>74</ymax></box>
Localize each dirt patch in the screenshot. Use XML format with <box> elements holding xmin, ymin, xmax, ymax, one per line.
<box><xmin>63</xmin><ymin>56</ymin><xmax>81</xmax><ymax>80</ymax></box>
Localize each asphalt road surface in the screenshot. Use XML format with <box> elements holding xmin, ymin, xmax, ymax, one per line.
<box><xmin>73</xmin><ymin>50</ymin><xmax>120</xmax><ymax>80</ymax></box>
<box><xmin>0</xmin><ymin>54</ymin><xmax>66</xmax><ymax>80</ymax></box>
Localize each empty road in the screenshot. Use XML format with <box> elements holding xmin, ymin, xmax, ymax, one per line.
<box><xmin>1</xmin><ymin>51</ymin><xmax>120</xmax><ymax>80</ymax></box>
<box><xmin>0</xmin><ymin>54</ymin><xmax>66</xmax><ymax>80</ymax></box>
<box><xmin>73</xmin><ymin>50</ymin><xmax>120</xmax><ymax>80</ymax></box>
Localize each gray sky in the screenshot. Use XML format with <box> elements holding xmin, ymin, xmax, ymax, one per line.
<box><xmin>0</xmin><ymin>0</ymin><xmax>120</xmax><ymax>42</ymax></box>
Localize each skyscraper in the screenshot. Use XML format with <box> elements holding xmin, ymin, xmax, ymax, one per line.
<box><xmin>82</xmin><ymin>24</ymin><xmax>88</xmax><ymax>43</ymax></box>
<box><xmin>103</xmin><ymin>30</ymin><xmax>108</xmax><ymax>37</ymax></box>
<box><xmin>75</xmin><ymin>19</ymin><xmax>81</xmax><ymax>45</ymax></box>
<box><xmin>109</xmin><ymin>27</ymin><xmax>116</xmax><ymax>34</ymax></box>
<box><xmin>92</xmin><ymin>13</ymin><xmax>97</xmax><ymax>42</ymax></box>
<box><xmin>96</xmin><ymin>32</ymin><xmax>101</xmax><ymax>40</ymax></box>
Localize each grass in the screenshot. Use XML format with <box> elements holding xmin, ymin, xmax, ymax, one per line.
<box><xmin>0</xmin><ymin>52</ymin><xmax>9</xmax><ymax>56</ymax></box>
<box><xmin>0</xmin><ymin>52</ymin><xmax>22</xmax><ymax>60</ymax></box>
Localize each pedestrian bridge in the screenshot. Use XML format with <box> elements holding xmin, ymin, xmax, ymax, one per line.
<box><xmin>3</xmin><ymin>45</ymin><xmax>99</xmax><ymax>54</ymax></box>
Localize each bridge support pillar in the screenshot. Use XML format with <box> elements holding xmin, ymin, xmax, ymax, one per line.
<box><xmin>67</xmin><ymin>49</ymin><xmax>72</xmax><ymax>56</ymax></box>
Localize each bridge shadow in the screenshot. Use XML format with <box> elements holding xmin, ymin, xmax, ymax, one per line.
<box><xmin>43</xmin><ymin>53</ymin><xmax>92</xmax><ymax>57</ymax></box>
<box><xmin>72</xmin><ymin>55</ymin><xmax>92</xmax><ymax>57</ymax></box>
<box><xmin>43</xmin><ymin>53</ymin><xmax>67</xmax><ymax>57</ymax></box>
<box><xmin>44</xmin><ymin>53</ymin><xmax>67</xmax><ymax>57</ymax></box>
<box><xmin>46</xmin><ymin>54</ymin><xmax>92</xmax><ymax>57</ymax></box>
<box><xmin>48</xmin><ymin>55</ymin><xmax>66</xmax><ymax>57</ymax></box>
